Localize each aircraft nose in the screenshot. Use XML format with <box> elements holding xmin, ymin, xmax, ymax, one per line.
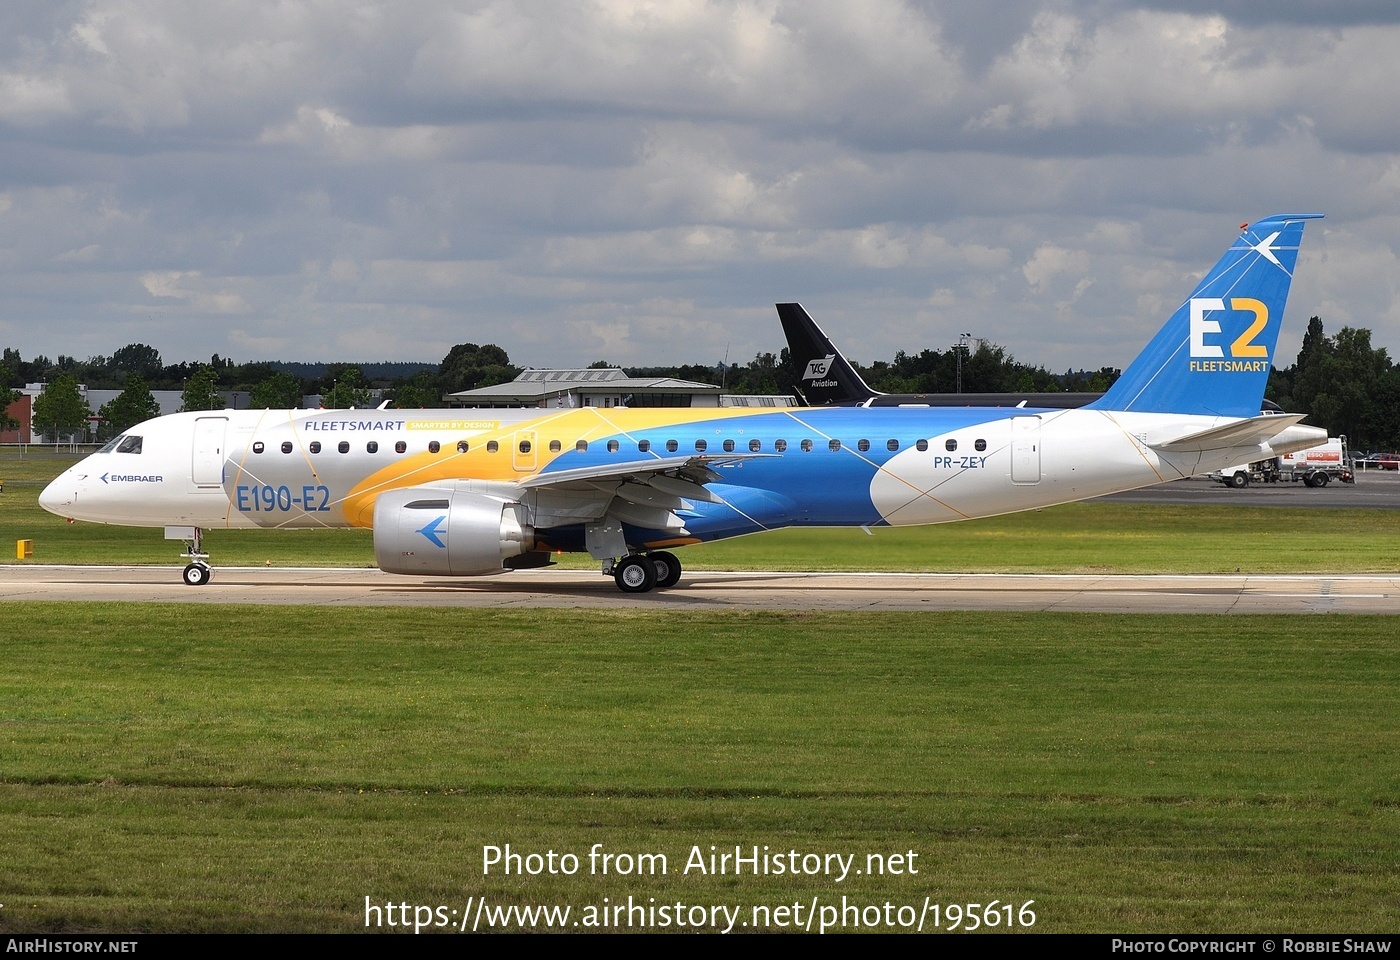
<box><xmin>39</xmin><ymin>474</ymin><xmax>73</xmax><ymax>516</ymax></box>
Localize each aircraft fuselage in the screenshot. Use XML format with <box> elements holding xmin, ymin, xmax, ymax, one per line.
<box><xmin>42</xmin><ymin>403</ymin><xmax>1298</xmax><ymax>547</ymax></box>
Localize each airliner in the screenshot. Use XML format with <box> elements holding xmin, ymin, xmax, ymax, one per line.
<box><xmin>41</xmin><ymin>214</ymin><xmax>1326</xmax><ymax>593</ymax></box>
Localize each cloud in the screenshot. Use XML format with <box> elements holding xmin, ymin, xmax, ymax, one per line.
<box><xmin>140</xmin><ymin>270</ymin><xmax>249</xmax><ymax>313</ymax></box>
<box><xmin>0</xmin><ymin>0</ymin><xmax>1396</xmax><ymax>374</ymax></box>
<box><xmin>1022</xmin><ymin>244</ymin><xmax>1091</xmax><ymax>294</ymax></box>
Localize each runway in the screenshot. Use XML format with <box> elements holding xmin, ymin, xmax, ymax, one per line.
<box><xmin>4</xmin><ymin>565</ymin><xmax>1399</xmax><ymax>613</ymax></box>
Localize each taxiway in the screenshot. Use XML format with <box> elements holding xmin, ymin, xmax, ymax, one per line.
<box><xmin>3</xmin><ymin>565</ymin><xmax>1397</xmax><ymax>613</ymax></box>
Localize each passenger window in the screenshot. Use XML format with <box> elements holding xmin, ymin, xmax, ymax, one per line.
<box><xmin>519</xmin><ymin>440</ymin><xmax>531</xmax><ymax>454</ymax></box>
<box><xmin>829</xmin><ymin>439</ymin><xmax>841</xmax><ymax>452</ymax></box>
<box><xmin>457</xmin><ymin>441</ymin><xmax>469</xmax><ymax>453</ymax></box>
<box><xmin>116</xmin><ymin>436</ymin><xmax>143</xmax><ymax>454</ymax></box>
<box><xmin>800</xmin><ymin>439</ymin><xmax>813</xmax><ymax>452</ymax></box>
<box><xmin>695</xmin><ymin>439</ymin><xmax>708</xmax><ymax>452</ymax></box>
<box><xmin>487</xmin><ymin>441</ymin><xmax>499</xmax><ymax>453</ymax></box>
<box><xmin>281</xmin><ymin>441</ymin><xmax>293</xmax><ymax>454</ymax></box>
<box><xmin>858</xmin><ymin>439</ymin><xmax>870</xmax><ymax>452</ymax></box>
<box><xmin>395</xmin><ymin>441</ymin><xmax>407</xmax><ymax>454</ymax></box>
<box><xmin>310</xmin><ymin>441</ymin><xmax>321</xmax><ymax>454</ymax></box>
<box><xmin>253</xmin><ymin>442</ymin><xmax>264</xmax><ymax>454</ymax></box>
<box><xmin>338</xmin><ymin>441</ymin><xmax>349</xmax><ymax>454</ymax></box>
<box><xmin>666</xmin><ymin>439</ymin><xmax>678</xmax><ymax>453</ymax></box>
<box><xmin>607</xmin><ymin>440</ymin><xmax>619</xmax><ymax>453</ymax></box>
<box><xmin>367</xmin><ymin>441</ymin><xmax>379</xmax><ymax>453</ymax></box>
<box><xmin>749</xmin><ymin>439</ymin><xmax>761</xmax><ymax>452</ymax></box>
<box><xmin>975</xmin><ymin>439</ymin><xmax>987</xmax><ymax>452</ymax></box>
<box><xmin>775</xmin><ymin>439</ymin><xmax>787</xmax><ymax>452</ymax></box>
<box><xmin>916</xmin><ymin>439</ymin><xmax>928</xmax><ymax>452</ymax></box>
<box><xmin>638</xmin><ymin>440</ymin><xmax>650</xmax><ymax>453</ymax></box>
<box><xmin>723</xmin><ymin>439</ymin><xmax>735</xmax><ymax>452</ymax></box>
<box><xmin>946</xmin><ymin>439</ymin><xmax>957</xmax><ymax>452</ymax></box>
<box><xmin>428</xmin><ymin>441</ymin><xmax>440</xmax><ymax>453</ymax></box>
<box><xmin>549</xmin><ymin>440</ymin><xmax>561</xmax><ymax>452</ymax></box>
<box><xmin>575</xmin><ymin>440</ymin><xmax>588</xmax><ymax>452</ymax></box>
<box><xmin>887</xmin><ymin>439</ymin><xmax>899</xmax><ymax>451</ymax></box>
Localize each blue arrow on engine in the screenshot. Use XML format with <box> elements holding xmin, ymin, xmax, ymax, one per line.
<box><xmin>416</xmin><ymin>515</ymin><xmax>448</xmax><ymax>548</ymax></box>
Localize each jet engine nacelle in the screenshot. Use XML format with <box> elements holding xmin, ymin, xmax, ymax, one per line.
<box><xmin>373</xmin><ymin>488</ymin><xmax>534</xmax><ymax>576</ymax></box>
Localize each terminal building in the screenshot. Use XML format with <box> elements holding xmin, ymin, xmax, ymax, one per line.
<box><xmin>446</xmin><ymin>367</ymin><xmax>794</xmax><ymax>409</ymax></box>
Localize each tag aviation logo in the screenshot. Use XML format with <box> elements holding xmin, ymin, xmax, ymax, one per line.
<box><xmin>804</xmin><ymin>355</ymin><xmax>836</xmax><ymax>380</ymax></box>
<box><xmin>1188</xmin><ymin>298</ymin><xmax>1269</xmax><ymax>372</ymax></box>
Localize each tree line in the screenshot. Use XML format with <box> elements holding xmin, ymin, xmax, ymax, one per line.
<box><xmin>1267</xmin><ymin>318</ymin><xmax>1400</xmax><ymax>452</ymax></box>
<box><xmin>6</xmin><ymin>318</ymin><xmax>1398</xmax><ymax>449</ymax></box>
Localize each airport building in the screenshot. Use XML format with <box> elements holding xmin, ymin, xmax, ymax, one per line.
<box><xmin>446</xmin><ymin>367</ymin><xmax>794</xmax><ymax>409</ymax></box>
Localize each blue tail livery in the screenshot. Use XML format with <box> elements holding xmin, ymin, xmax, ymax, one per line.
<box><xmin>1090</xmin><ymin>213</ymin><xmax>1322</xmax><ymax>418</ymax></box>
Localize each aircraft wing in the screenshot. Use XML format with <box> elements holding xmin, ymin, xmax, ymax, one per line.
<box><xmin>1148</xmin><ymin>413</ymin><xmax>1308</xmax><ymax>452</ymax></box>
<box><xmin>515</xmin><ymin>453</ymin><xmax>774</xmax><ymax>493</ymax></box>
<box><xmin>514</xmin><ymin>453</ymin><xmax>779</xmax><ymax>533</ymax></box>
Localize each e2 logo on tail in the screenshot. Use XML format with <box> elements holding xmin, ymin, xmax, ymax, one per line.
<box><xmin>1189</xmin><ymin>298</ymin><xmax>1270</xmax><ymax>371</ymax></box>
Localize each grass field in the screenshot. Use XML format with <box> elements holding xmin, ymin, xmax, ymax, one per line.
<box><xmin>0</xmin><ymin>606</ymin><xmax>1397</xmax><ymax>933</ymax></box>
<box><xmin>5</xmin><ymin>449</ymin><xmax>1400</xmax><ymax>573</ymax></box>
<box><xmin>3</xmin><ymin>451</ymin><xmax>1398</xmax><ymax>933</ymax></box>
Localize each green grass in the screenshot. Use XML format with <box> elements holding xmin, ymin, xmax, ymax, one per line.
<box><xmin>0</xmin><ymin>606</ymin><xmax>1397</xmax><ymax>932</ymax></box>
<box><xmin>5</xmin><ymin>450</ymin><xmax>1400</xmax><ymax>573</ymax></box>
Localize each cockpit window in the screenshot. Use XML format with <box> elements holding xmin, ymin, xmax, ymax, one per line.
<box><xmin>98</xmin><ymin>436</ymin><xmax>123</xmax><ymax>454</ymax></box>
<box><xmin>116</xmin><ymin>436</ymin><xmax>143</xmax><ymax>454</ymax></box>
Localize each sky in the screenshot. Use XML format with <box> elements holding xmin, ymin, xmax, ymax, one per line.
<box><xmin>2</xmin><ymin>0</ymin><xmax>1399</xmax><ymax>376</ymax></box>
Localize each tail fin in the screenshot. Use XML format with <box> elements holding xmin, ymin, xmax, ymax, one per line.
<box><xmin>776</xmin><ymin>303</ymin><xmax>881</xmax><ymax>405</ymax></box>
<box><xmin>1089</xmin><ymin>213</ymin><xmax>1322</xmax><ymax>417</ymax></box>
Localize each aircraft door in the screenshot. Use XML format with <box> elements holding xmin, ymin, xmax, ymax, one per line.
<box><xmin>1010</xmin><ymin>416</ymin><xmax>1041</xmax><ymax>484</ymax></box>
<box><xmin>512</xmin><ymin>430</ymin><xmax>538</xmax><ymax>472</ymax></box>
<box><xmin>191</xmin><ymin>417</ymin><xmax>229</xmax><ymax>487</ymax></box>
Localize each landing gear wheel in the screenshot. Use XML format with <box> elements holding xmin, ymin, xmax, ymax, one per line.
<box><xmin>182</xmin><ymin>562</ymin><xmax>212</xmax><ymax>586</ymax></box>
<box><xmin>614</xmin><ymin>555</ymin><xmax>657</xmax><ymax>593</ymax></box>
<box><xmin>649</xmin><ymin>551</ymin><xmax>682</xmax><ymax>588</ymax></box>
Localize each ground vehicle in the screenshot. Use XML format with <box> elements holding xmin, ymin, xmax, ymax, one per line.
<box><xmin>1211</xmin><ymin>458</ymin><xmax>1279</xmax><ymax>488</ymax></box>
<box><xmin>1214</xmin><ymin>437</ymin><xmax>1352</xmax><ymax>487</ymax></box>
<box><xmin>1278</xmin><ymin>436</ymin><xmax>1352</xmax><ymax>486</ymax></box>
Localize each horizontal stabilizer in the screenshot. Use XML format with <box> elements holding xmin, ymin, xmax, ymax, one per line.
<box><xmin>1150</xmin><ymin>414</ymin><xmax>1307</xmax><ymax>453</ymax></box>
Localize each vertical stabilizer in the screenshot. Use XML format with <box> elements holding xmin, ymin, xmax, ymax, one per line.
<box><xmin>1089</xmin><ymin>214</ymin><xmax>1322</xmax><ymax>417</ymax></box>
<box><xmin>776</xmin><ymin>303</ymin><xmax>881</xmax><ymax>405</ymax></box>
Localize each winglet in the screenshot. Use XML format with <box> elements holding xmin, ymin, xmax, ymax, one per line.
<box><xmin>1088</xmin><ymin>214</ymin><xmax>1322</xmax><ymax>417</ymax></box>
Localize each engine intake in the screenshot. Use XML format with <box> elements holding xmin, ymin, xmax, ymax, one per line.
<box><xmin>374</xmin><ymin>488</ymin><xmax>534</xmax><ymax>576</ymax></box>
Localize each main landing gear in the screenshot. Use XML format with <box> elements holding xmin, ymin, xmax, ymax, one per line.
<box><xmin>177</xmin><ymin>527</ymin><xmax>213</xmax><ymax>586</ymax></box>
<box><xmin>605</xmin><ymin>551</ymin><xmax>682</xmax><ymax>594</ymax></box>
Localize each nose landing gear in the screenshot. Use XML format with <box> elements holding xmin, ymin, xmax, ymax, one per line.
<box><xmin>168</xmin><ymin>525</ymin><xmax>213</xmax><ymax>586</ymax></box>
